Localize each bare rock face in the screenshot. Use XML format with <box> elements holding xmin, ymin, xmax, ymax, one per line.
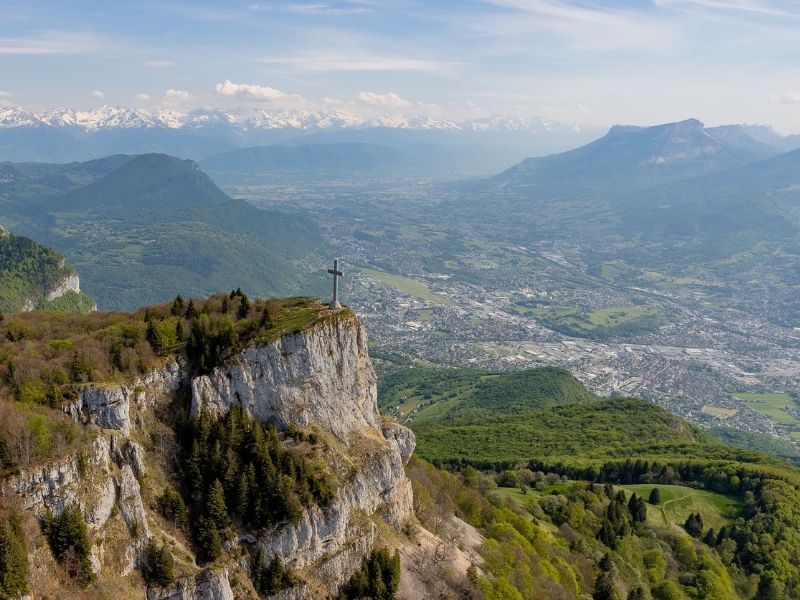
<box><xmin>64</xmin><ymin>359</ymin><xmax>188</xmax><ymax>435</ymax></box>
<box><xmin>46</xmin><ymin>272</ymin><xmax>81</xmax><ymax>301</ymax></box>
<box><xmin>146</xmin><ymin>569</ymin><xmax>234</xmax><ymax>600</ymax></box>
<box><xmin>118</xmin><ymin>464</ymin><xmax>149</xmax><ymax>538</ymax></box>
<box><xmin>190</xmin><ymin>312</ymin><xmax>416</xmax><ymax>595</ymax></box>
<box><xmin>190</xmin><ymin>314</ymin><xmax>380</xmax><ymax>444</ymax></box>
<box><xmin>10</xmin><ymin>436</ymin><xmax>115</xmax><ymax>525</ymax></box>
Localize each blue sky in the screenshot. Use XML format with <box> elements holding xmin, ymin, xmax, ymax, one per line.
<box><xmin>1</xmin><ymin>0</ymin><xmax>798</xmax><ymax>132</ymax></box>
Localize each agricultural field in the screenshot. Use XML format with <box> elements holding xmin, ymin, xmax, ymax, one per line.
<box><xmin>734</xmin><ymin>393</ymin><xmax>800</xmax><ymax>426</ymax></box>
<box><xmin>361</xmin><ymin>268</ymin><xmax>455</xmax><ymax>305</ymax></box>
<box><xmin>503</xmin><ymin>302</ymin><xmax>670</xmax><ymax>339</ymax></box>
<box><xmin>702</xmin><ymin>406</ymin><xmax>738</xmax><ymax>418</ymax></box>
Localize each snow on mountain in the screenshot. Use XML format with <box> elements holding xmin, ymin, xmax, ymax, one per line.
<box><xmin>0</xmin><ymin>104</ymin><xmax>588</xmax><ymax>134</ymax></box>
<box><xmin>0</xmin><ymin>107</ymin><xmax>46</xmax><ymax>128</ymax></box>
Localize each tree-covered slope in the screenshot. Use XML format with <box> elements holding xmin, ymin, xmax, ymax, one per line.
<box><xmin>412</xmin><ymin>398</ymin><xmax>731</xmax><ymax>469</ymax></box>
<box><xmin>0</xmin><ymin>225</ymin><xmax>94</xmax><ymax>313</ymax></box>
<box><xmin>47</xmin><ymin>153</ymin><xmax>229</xmax><ymax>211</ymax></box>
<box><xmin>378</xmin><ymin>365</ymin><xmax>597</xmax><ymax>423</ymax></box>
<box><xmin>0</xmin><ymin>154</ymin><xmax>327</xmax><ymax>310</ymax></box>
<box><xmin>708</xmin><ymin>426</ymin><xmax>800</xmax><ymax>467</ymax></box>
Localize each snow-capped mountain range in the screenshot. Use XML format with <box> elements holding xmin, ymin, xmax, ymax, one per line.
<box><xmin>0</xmin><ymin>104</ymin><xmax>613</xmax><ymax>166</ymax></box>
<box><xmin>0</xmin><ymin>105</ymin><xmax>590</xmax><ymax>135</ymax></box>
<box><xmin>3</xmin><ymin>105</ymin><xmax>794</xmax><ymax>171</ymax></box>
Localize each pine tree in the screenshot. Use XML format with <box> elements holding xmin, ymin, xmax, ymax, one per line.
<box><xmin>593</xmin><ymin>571</ymin><xmax>620</xmax><ymax>600</ymax></box>
<box><xmin>206</xmin><ymin>479</ymin><xmax>231</xmax><ymax>531</ymax></box>
<box><xmin>684</xmin><ymin>513</ymin><xmax>704</xmax><ymax>538</ymax></box>
<box><xmin>648</xmin><ymin>487</ymin><xmax>661</xmax><ymax>505</ymax></box>
<box><xmin>185</xmin><ymin>299</ymin><xmax>197</xmax><ymax>319</ymax></box>
<box><xmin>45</xmin><ymin>505</ymin><xmax>95</xmax><ymax>584</ymax></box>
<box><xmin>237</xmin><ymin>294</ymin><xmax>251</xmax><ymax>320</ymax></box>
<box><xmin>196</xmin><ymin>516</ymin><xmax>222</xmax><ymax>562</ymax></box>
<box><xmin>146</xmin><ymin>321</ymin><xmax>162</xmax><ymax>354</ymax></box>
<box><xmin>170</xmin><ymin>294</ymin><xmax>185</xmax><ymax>316</ymax></box>
<box><xmin>0</xmin><ymin>507</ymin><xmax>29</xmax><ymax>598</ymax></box>
<box><xmin>702</xmin><ymin>528</ymin><xmax>717</xmax><ymax>546</ymax></box>
<box><xmin>627</xmin><ymin>587</ymin><xmax>645</xmax><ymax>600</ymax></box>
<box><xmin>146</xmin><ymin>541</ymin><xmax>174</xmax><ymax>587</ymax></box>
<box><xmin>175</xmin><ymin>320</ymin><xmax>184</xmax><ymax>342</ymax></box>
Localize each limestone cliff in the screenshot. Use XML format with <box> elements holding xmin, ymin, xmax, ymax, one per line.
<box><xmin>3</xmin><ymin>307</ymin><xmax>415</xmax><ymax>600</ymax></box>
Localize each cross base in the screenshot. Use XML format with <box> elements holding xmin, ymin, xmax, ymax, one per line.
<box><xmin>329</xmin><ymin>300</ymin><xmax>342</xmax><ymax>310</ymax></box>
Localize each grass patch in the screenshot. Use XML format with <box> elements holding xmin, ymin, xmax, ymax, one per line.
<box><xmin>620</xmin><ymin>484</ymin><xmax>742</xmax><ymax>530</ymax></box>
<box><xmin>361</xmin><ymin>269</ymin><xmax>455</xmax><ymax>306</ymax></box>
<box><xmin>734</xmin><ymin>393</ymin><xmax>799</xmax><ymax>425</ymax></box>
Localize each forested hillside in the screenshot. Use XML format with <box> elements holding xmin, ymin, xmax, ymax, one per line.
<box><xmin>0</xmin><ymin>154</ymin><xmax>327</xmax><ymax>309</ymax></box>
<box><xmin>0</xmin><ymin>226</ymin><xmax>94</xmax><ymax>313</ymax></box>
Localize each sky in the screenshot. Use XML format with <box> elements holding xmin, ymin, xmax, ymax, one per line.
<box><xmin>1</xmin><ymin>0</ymin><xmax>798</xmax><ymax>133</ymax></box>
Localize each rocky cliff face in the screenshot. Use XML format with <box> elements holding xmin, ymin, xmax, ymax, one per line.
<box><xmin>4</xmin><ymin>309</ymin><xmax>415</xmax><ymax>600</ymax></box>
<box><xmin>46</xmin><ymin>271</ymin><xmax>81</xmax><ymax>301</ymax></box>
<box><xmin>191</xmin><ymin>314</ymin><xmax>379</xmax><ymax>443</ymax></box>
<box><xmin>190</xmin><ymin>311</ymin><xmax>415</xmax><ymax>596</ymax></box>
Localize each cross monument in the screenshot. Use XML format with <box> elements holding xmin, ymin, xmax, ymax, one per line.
<box><xmin>328</xmin><ymin>259</ymin><xmax>343</xmax><ymax>309</ymax></box>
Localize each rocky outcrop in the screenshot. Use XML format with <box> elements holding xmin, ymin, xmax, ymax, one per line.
<box><xmin>10</xmin><ymin>436</ymin><xmax>116</xmax><ymax>526</ymax></box>
<box><xmin>5</xmin><ymin>310</ymin><xmax>415</xmax><ymax>599</ymax></box>
<box><xmin>190</xmin><ymin>313</ymin><xmax>379</xmax><ymax>444</ymax></box>
<box><xmin>64</xmin><ymin>359</ymin><xmax>188</xmax><ymax>434</ymax></box>
<box><xmin>118</xmin><ymin>465</ymin><xmax>148</xmax><ymax>537</ymax></box>
<box><xmin>146</xmin><ymin>569</ymin><xmax>234</xmax><ymax>600</ymax></box>
<box><xmin>46</xmin><ymin>272</ymin><xmax>81</xmax><ymax>301</ymax></box>
<box><xmin>191</xmin><ymin>312</ymin><xmax>416</xmax><ymax>595</ymax></box>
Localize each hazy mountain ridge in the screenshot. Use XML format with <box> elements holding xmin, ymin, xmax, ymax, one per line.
<box><xmin>0</xmin><ymin>154</ymin><xmax>326</xmax><ymax>309</ymax></box>
<box><xmin>0</xmin><ymin>105</ymin><xmax>609</xmax><ymax>165</ymax></box>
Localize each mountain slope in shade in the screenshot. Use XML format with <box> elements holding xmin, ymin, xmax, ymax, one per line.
<box><xmin>0</xmin><ymin>154</ymin><xmax>326</xmax><ymax>310</ymax></box>
<box><xmin>46</xmin><ymin>153</ymin><xmax>230</xmax><ymax>211</ymax></box>
<box><xmin>493</xmin><ymin>119</ymin><xmax>764</xmax><ymax>193</ymax></box>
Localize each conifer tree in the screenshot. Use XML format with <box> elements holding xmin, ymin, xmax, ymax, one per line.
<box><xmin>684</xmin><ymin>512</ymin><xmax>704</xmax><ymax>538</ymax></box>
<box><xmin>648</xmin><ymin>487</ymin><xmax>661</xmax><ymax>505</ymax></box>
<box><xmin>237</xmin><ymin>294</ymin><xmax>251</xmax><ymax>320</ymax></box>
<box><xmin>0</xmin><ymin>507</ymin><xmax>28</xmax><ymax>598</ymax></box>
<box><xmin>206</xmin><ymin>479</ymin><xmax>230</xmax><ymax>531</ymax></box>
<box><xmin>146</xmin><ymin>541</ymin><xmax>174</xmax><ymax>587</ymax></box>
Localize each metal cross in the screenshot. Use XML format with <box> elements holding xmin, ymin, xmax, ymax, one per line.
<box><xmin>328</xmin><ymin>259</ymin><xmax>343</xmax><ymax>309</ymax></box>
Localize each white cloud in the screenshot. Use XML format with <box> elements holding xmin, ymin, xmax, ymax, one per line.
<box><xmin>357</xmin><ymin>91</ymin><xmax>412</xmax><ymax>109</ymax></box>
<box><xmin>215</xmin><ymin>80</ymin><xmax>306</xmax><ymax>104</ymax></box>
<box><xmin>141</xmin><ymin>61</ymin><xmax>178</xmax><ymax>67</ymax></box>
<box><xmin>136</xmin><ymin>93</ymin><xmax>151</xmax><ymax>101</ymax></box>
<box><xmin>0</xmin><ymin>31</ymin><xmax>103</xmax><ymax>54</ymax></box>
<box><xmin>259</xmin><ymin>54</ymin><xmax>458</xmax><ymax>73</ymax></box>
<box><xmin>248</xmin><ymin>3</ymin><xmax>371</xmax><ymax>15</ymax></box>
<box><xmin>0</xmin><ymin>91</ymin><xmax>10</xmax><ymax>96</ymax></box>
<box><xmin>88</xmin><ymin>90</ymin><xmax>104</xmax><ymax>98</ymax></box>
<box><xmin>163</xmin><ymin>89</ymin><xmax>194</xmax><ymax>106</ymax></box>
<box><xmin>774</xmin><ymin>92</ymin><xmax>800</xmax><ymax>104</ymax></box>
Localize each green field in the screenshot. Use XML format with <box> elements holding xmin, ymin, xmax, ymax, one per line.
<box><xmin>734</xmin><ymin>393</ymin><xmax>799</xmax><ymax>424</ymax></box>
<box><xmin>494</xmin><ymin>482</ymin><xmax>740</xmax><ymax>532</ymax></box>
<box><xmin>361</xmin><ymin>269</ymin><xmax>455</xmax><ymax>305</ymax></box>
<box><xmin>504</xmin><ymin>303</ymin><xmax>668</xmax><ymax>339</ymax></box>
<box><xmin>621</xmin><ymin>484</ymin><xmax>742</xmax><ymax>530</ymax></box>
